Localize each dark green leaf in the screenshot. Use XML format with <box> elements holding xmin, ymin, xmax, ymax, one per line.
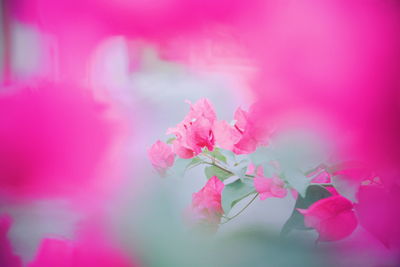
<box><xmin>280</xmin><ymin>185</ymin><xmax>332</xmax><ymax>237</ymax></box>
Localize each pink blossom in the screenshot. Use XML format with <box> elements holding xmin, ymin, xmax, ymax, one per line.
<box><xmin>254</xmin><ymin>176</ymin><xmax>287</xmax><ymax>200</ymax></box>
<box><xmin>0</xmin><ymin>83</ymin><xmax>113</xmax><ymax>198</ymax></box>
<box><xmin>147</xmin><ymin>140</ymin><xmax>174</xmax><ymax>174</ymax></box>
<box><xmin>167</xmin><ymin>99</ymin><xmax>216</xmax><ymax>158</ymax></box>
<box><xmin>298</xmin><ymin>196</ymin><xmax>358</xmax><ymax>242</ymax></box>
<box><xmin>234</xmin><ymin>107</ymin><xmax>248</xmax><ymax>131</ymax></box>
<box><xmin>189</xmin><ymin>176</ymin><xmax>224</xmax><ymax>228</ymax></box>
<box><xmin>213</xmin><ymin>120</ymin><xmax>241</xmax><ymax>151</ymax></box>
<box><xmin>233</xmin><ymin>105</ymin><xmax>271</xmax><ymax>154</ymax></box>
<box><xmin>214</xmin><ymin>105</ymin><xmax>270</xmax><ymax>154</ymax></box>
<box><xmin>0</xmin><ymin>215</ymin><xmax>22</xmax><ymax>267</ymax></box>
<box><xmin>246</xmin><ymin>164</ymin><xmax>264</xmax><ymax>177</ymax></box>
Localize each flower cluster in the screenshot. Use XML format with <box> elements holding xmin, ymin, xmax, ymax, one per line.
<box><xmin>149</xmin><ymin>98</ymin><xmax>379</xmax><ymax>243</ymax></box>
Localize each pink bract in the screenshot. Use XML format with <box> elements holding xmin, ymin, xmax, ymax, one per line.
<box><xmin>148</xmin><ymin>140</ymin><xmax>174</xmax><ymax>174</ymax></box>
<box><xmin>254</xmin><ymin>176</ymin><xmax>287</xmax><ymax>200</ymax></box>
<box><xmin>246</xmin><ymin>164</ymin><xmax>264</xmax><ymax>177</ymax></box>
<box><xmin>298</xmin><ymin>195</ymin><xmax>358</xmax><ymax>242</ymax></box>
<box><xmin>189</xmin><ymin>176</ymin><xmax>224</xmax><ymax>228</ymax></box>
<box><xmin>167</xmin><ymin>99</ymin><xmax>216</xmax><ymax>158</ymax></box>
<box><xmin>214</xmin><ymin>105</ymin><xmax>270</xmax><ymax>154</ymax></box>
<box><xmin>213</xmin><ymin>120</ymin><xmax>241</xmax><ymax>151</ymax></box>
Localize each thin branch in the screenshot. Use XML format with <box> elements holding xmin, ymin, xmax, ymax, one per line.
<box><xmin>220</xmin><ymin>193</ymin><xmax>259</xmax><ymax>224</ymax></box>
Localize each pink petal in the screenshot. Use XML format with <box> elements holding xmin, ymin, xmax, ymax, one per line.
<box><xmin>189</xmin><ymin>176</ymin><xmax>224</xmax><ymax>226</ymax></box>
<box><xmin>148</xmin><ymin>140</ymin><xmax>175</xmax><ymax>173</ymax></box>
<box><xmin>213</xmin><ymin>120</ymin><xmax>241</xmax><ymax>151</ymax></box>
<box><xmin>300</xmin><ymin>196</ymin><xmax>358</xmax><ymax>241</ymax></box>
<box><xmin>234</xmin><ymin>107</ymin><xmax>248</xmax><ymax>131</ymax></box>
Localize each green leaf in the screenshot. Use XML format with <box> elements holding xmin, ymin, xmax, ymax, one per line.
<box><xmin>204</xmin><ymin>148</ymin><xmax>227</xmax><ymax>164</ymax></box>
<box><xmin>331</xmin><ymin>175</ymin><xmax>359</xmax><ymax>203</ymax></box>
<box><xmin>231</xmin><ymin>159</ymin><xmax>249</xmax><ymax>180</ymax></box>
<box><xmin>280</xmin><ymin>185</ymin><xmax>332</xmax><ymax>237</ymax></box>
<box><xmin>204</xmin><ymin>165</ymin><xmax>233</xmax><ymax>181</ymax></box>
<box><xmin>166</xmin><ymin>137</ymin><xmax>176</xmax><ymax>144</ymax></box>
<box><xmin>219</xmin><ymin>148</ymin><xmax>236</xmax><ymax>164</ymax></box>
<box><xmin>187</xmin><ymin>157</ymin><xmax>202</xmax><ymax>169</ymax></box>
<box><xmin>282</xmin><ymin>169</ymin><xmax>310</xmax><ymax>197</ymax></box>
<box><xmin>222</xmin><ymin>178</ymin><xmax>256</xmax><ymax>214</ymax></box>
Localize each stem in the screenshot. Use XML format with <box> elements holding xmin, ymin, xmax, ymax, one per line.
<box><xmin>203</xmin><ymin>161</ymin><xmax>235</xmax><ymax>175</ymax></box>
<box><xmin>202</xmin><ymin>153</ymin><xmax>226</xmax><ymax>168</ymax></box>
<box><xmin>220</xmin><ymin>193</ymin><xmax>259</xmax><ymax>224</ymax></box>
<box><xmin>187</xmin><ymin>161</ymin><xmax>204</xmax><ymax>170</ymax></box>
<box><xmin>310</xmin><ymin>183</ymin><xmax>333</xmax><ymax>186</ymax></box>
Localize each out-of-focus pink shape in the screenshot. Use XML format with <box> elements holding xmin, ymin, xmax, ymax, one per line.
<box><xmin>254</xmin><ymin>176</ymin><xmax>287</xmax><ymax>200</ymax></box>
<box><xmin>147</xmin><ymin>140</ymin><xmax>174</xmax><ymax>175</ymax></box>
<box><xmin>298</xmin><ymin>196</ymin><xmax>357</xmax><ymax>242</ymax></box>
<box><xmin>248</xmin><ymin>1</ymin><xmax>400</xmax><ymax>172</ymax></box>
<box><xmin>6</xmin><ymin>0</ymin><xmax>260</xmax><ymax>37</ymax></box>
<box><xmin>28</xmin><ymin>237</ymin><xmax>136</xmax><ymax>267</ymax></box>
<box><xmin>167</xmin><ymin>99</ymin><xmax>216</xmax><ymax>158</ymax></box>
<box><xmin>332</xmin><ymin>163</ymin><xmax>374</xmax><ymax>184</ymax></box>
<box><xmin>0</xmin><ymin>82</ymin><xmax>113</xmax><ymax>199</ymax></box>
<box><xmin>188</xmin><ymin>176</ymin><xmax>224</xmax><ymax>230</ymax></box>
<box><xmin>0</xmin><ymin>215</ymin><xmax>22</xmax><ymax>267</ymax></box>
<box><xmin>4</xmin><ymin>0</ymin><xmax>261</xmax><ymax>84</ymax></box>
<box><xmin>355</xmin><ymin>185</ymin><xmax>400</xmax><ymax>248</ymax></box>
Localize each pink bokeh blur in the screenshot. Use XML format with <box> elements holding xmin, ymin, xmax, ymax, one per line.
<box><xmin>1</xmin><ymin>0</ymin><xmax>400</xmax><ymax>266</ymax></box>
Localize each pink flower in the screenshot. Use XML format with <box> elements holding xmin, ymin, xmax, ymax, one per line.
<box><xmin>0</xmin><ymin>215</ymin><xmax>22</xmax><ymax>267</ymax></box>
<box><xmin>147</xmin><ymin>140</ymin><xmax>174</xmax><ymax>174</ymax></box>
<box><xmin>188</xmin><ymin>176</ymin><xmax>224</xmax><ymax>229</ymax></box>
<box><xmin>254</xmin><ymin>176</ymin><xmax>287</xmax><ymax>200</ymax></box>
<box><xmin>298</xmin><ymin>196</ymin><xmax>358</xmax><ymax>242</ymax></box>
<box><xmin>0</xmin><ymin>83</ymin><xmax>113</xmax><ymax>199</ymax></box>
<box><xmin>213</xmin><ymin>105</ymin><xmax>270</xmax><ymax>154</ymax></box>
<box><xmin>246</xmin><ymin>164</ymin><xmax>264</xmax><ymax>177</ymax></box>
<box><xmin>167</xmin><ymin>99</ymin><xmax>216</xmax><ymax>158</ymax></box>
<box><xmin>233</xmin><ymin>107</ymin><xmax>248</xmax><ymax>132</ymax></box>
<box><xmin>212</xmin><ymin>120</ymin><xmax>241</xmax><ymax>151</ymax></box>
